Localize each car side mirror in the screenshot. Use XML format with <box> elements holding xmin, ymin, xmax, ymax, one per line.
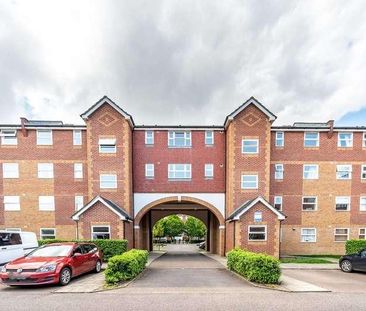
<box><xmin>73</xmin><ymin>252</ymin><xmax>82</xmax><ymax>257</ymax></box>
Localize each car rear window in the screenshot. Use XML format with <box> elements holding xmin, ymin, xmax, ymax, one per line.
<box><xmin>0</xmin><ymin>233</ymin><xmax>22</xmax><ymax>246</ymax></box>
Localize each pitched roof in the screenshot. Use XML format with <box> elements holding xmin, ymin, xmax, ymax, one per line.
<box><xmin>226</xmin><ymin>196</ymin><xmax>285</xmax><ymax>221</ymax></box>
<box><xmin>224</xmin><ymin>97</ymin><xmax>277</xmax><ymax>128</ymax></box>
<box><xmin>80</xmin><ymin>96</ymin><xmax>135</xmax><ymax>127</ymax></box>
<box><xmin>71</xmin><ymin>195</ymin><xmax>132</xmax><ymax>221</ymax></box>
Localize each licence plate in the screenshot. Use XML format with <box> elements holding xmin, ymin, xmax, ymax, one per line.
<box><xmin>8</xmin><ymin>273</ymin><xmax>26</xmax><ymax>280</ymax></box>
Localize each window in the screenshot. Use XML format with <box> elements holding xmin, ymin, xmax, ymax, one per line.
<box><xmin>302</xmin><ymin>197</ymin><xmax>317</xmax><ymax>211</ymax></box>
<box><xmin>205</xmin><ymin>164</ymin><xmax>214</xmax><ymax>178</ymax></box>
<box><xmin>73</xmin><ymin>130</ymin><xmax>82</xmax><ymax>145</ymax></box>
<box><xmin>4</xmin><ymin>196</ymin><xmax>20</xmax><ymax>211</ymax></box>
<box><xmin>5</xmin><ymin>228</ymin><xmax>21</xmax><ymax>232</ymax></box>
<box><xmin>100</xmin><ymin>174</ymin><xmax>117</xmax><ymax>189</ymax></box>
<box><xmin>304</xmin><ymin>132</ymin><xmax>319</xmax><ymax>147</ymax></box>
<box><xmin>241</xmin><ymin>175</ymin><xmax>258</xmax><ymax>189</ymax></box>
<box><xmin>335</xmin><ymin>196</ymin><xmax>350</xmax><ymax>211</ymax></box>
<box><xmin>38</xmin><ymin>163</ymin><xmax>54</xmax><ymax>179</ymax></box>
<box><xmin>91</xmin><ymin>226</ymin><xmax>110</xmax><ymax>239</ymax></box>
<box><xmin>361</xmin><ymin>165</ymin><xmax>366</xmax><ymax>180</ymax></box>
<box><xmin>275</xmin><ymin>132</ymin><xmax>284</xmax><ymax>147</ymax></box>
<box><xmin>0</xmin><ymin>232</ymin><xmax>22</xmax><ymax>245</ymax></box>
<box><xmin>334</xmin><ymin>228</ymin><xmax>349</xmax><ymax>242</ymax></box>
<box><xmin>242</xmin><ymin>139</ymin><xmax>259</xmax><ymax>154</ymax></box>
<box><xmin>74</xmin><ymin>163</ymin><xmax>83</xmax><ymax>179</ymax></box>
<box><xmin>336</xmin><ymin>165</ymin><xmax>352</xmax><ymax>180</ymax></box>
<box><xmin>274</xmin><ymin>196</ymin><xmax>282</xmax><ymax>211</ymax></box>
<box><xmin>303</xmin><ymin>164</ymin><xmax>319</xmax><ymax>179</ymax></box>
<box><xmin>168</xmin><ymin>131</ymin><xmax>191</xmax><ymax>147</ymax></box>
<box><xmin>363</xmin><ymin>133</ymin><xmax>366</xmax><ymax>148</ymax></box>
<box><xmin>2</xmin><ymin>163</ymin><xmax>19</xmax><ymax>178</ymax></box>
<box><xmin>145</xmin><ymin>131</ymin><xmax>154</xmax><ymax>145</ymax></box>
<box><xmin>359</xmin><ymin>228</ymin><xmax>366</xmax><ymax>239</ymax></box>
<box><xmin>248</xmin><ymin>225</ymin><xmax>266</xmax><ymax>241</ymax></box>
<box><xmin>75</xmin><ymin>196</ymin><xmax>84</xmax><ymax>211</ymax></box>
<box><xmin>36</xmin><ymin>130</ymin><xmax>53</xmax><ymax>145</ymax></box>
<box><xmin>360</xmin><ymin>197</ymin><xmax>366</xmax><ymax>211</ymax></box>
<box><xmin>205</xmin><ymin>131</ymin><xmax>214</xmax><ymax>145</ymax></box>
<box><xmin>168</xmin><ymin>164</ymin><xmax>191</xmax><ymax>179</ymax></box>
<box><xmin>40</xmin><ymin>228</ymin><xmax>56</xmax><ymax>240</ymax></box>
<box><xmin>301</xmin><ymin>228</ymin><xmax>316</xmax><ymax>242</ymax></box>
<box><xmin>99</xmin><ymin>138</ymin><xmax>116</xmax><ymax>153</ymax></box>
<box><xmin>145</xmin><ymin>164</ymin><xmax>154</xmax><ymax>178</ymax></box>
<box><xmin>0</xmin><ymin>129</ymin><xmax>17</xmax><ymax>145</ymax></box>
<box><xmin>338</xmin><ymin>132</ymin><xmax>353</xmax><ymax>147</ymax></box>
<box><xmin>39</xmin><ymin>196</ymin><xmax>55</xmax><ymax>211</ymax></box>
<box><xmin>275</xmin><ymin>164</ymin><xmax>284</xmax><ymax>180</ymax></box>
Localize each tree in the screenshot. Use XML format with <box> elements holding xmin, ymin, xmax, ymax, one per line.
<box><xmin>185</xmin><ymin>216</ymin><xmax>207</xmax><ymax>241</ymax></box>
<box><xmin>153</xmin><ymin>221</ymin><xmax>165</xmax><ymax>238</ymax></box>
<box><xmin>160</xmin><ymin>215</ymin><xmax>185</xmax><ymax>238</ymax></box>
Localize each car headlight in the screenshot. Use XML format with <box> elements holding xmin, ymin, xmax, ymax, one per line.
<box><xmin>0</xmin><ymin>265</ymin><xmax>7</xmax><ymax>273</ymax></box>
<box><xmin>36</xmin><ymin>263</ymin><xmax>57</xmax><ymax>273</ymax></box>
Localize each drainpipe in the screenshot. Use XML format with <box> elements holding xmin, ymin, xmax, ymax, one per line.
<box><xmin>75</xmin><ymin>220</ymin><xmax>79</xmax><ymax>240</ymax></box>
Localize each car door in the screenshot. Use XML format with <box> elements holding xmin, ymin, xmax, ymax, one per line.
<box><xmin>71</xmin><ymin>245</ymin><xmax>88</xmax><ymax>276</ymax></box>
<box><xmin>359</xmin><ymin>249</ymin><xmax>366</xmax><ymax>271</ymax></box>
<box><xmin>81</xmin><ymin>244</ymin><xmax>95</xmax><ymax>272</ymax></box>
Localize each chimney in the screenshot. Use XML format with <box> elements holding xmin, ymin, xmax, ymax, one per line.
<box><xmin>327</xmin><ymin>120</ymin><xmax>334</xmax><ymax>138</ymax></box>
<box><xmin>20</xmin><ymin>117</ymin><xmax>28</xmax><ymax>137</ymax></box>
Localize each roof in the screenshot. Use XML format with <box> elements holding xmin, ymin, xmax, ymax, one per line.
<box><xmin>226</xmin><ymin>196</ymin><xmax>286</xmax><ymax>221</ymax></box>
<box><xmin>134</xmin><ymin>125</ymin><xmax>224</xmax><ymax>130</ymax></box>
<box><xmin>71</xmin><ymin>195</ymin><xmax>132</xmax><ymax>221</ymax></box>
<box><xmin>80</xmin><ymin>96</ymin><xmax>135</xmax><ymax>127</ymax></box>
<box><xmin>224</xmin><ymin>97</ymin><xmax>277</xmax><ymax>128</ymax></box>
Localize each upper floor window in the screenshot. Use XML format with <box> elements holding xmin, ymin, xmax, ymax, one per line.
<box><xmin>274</xmin><ymin>196</ymin><xmax>282</xmax><ymax>210</ymax></box>
<box><xmin>2</xmin><ymin>163</ymin><xmax>19</xmax><ymax>178</ymax></box>
<box><xmin>363</xmin><ymin>133</ymin><xmax>366</xmax><ymax>147</ymax></box>
<box><xmin>168</xmin><ymin>164</ymin><xmax>191</xmax><ymax>179</ymax></box>
<box><xmin>37</xmin><ymin>130</ymin><xmax>53</xmax><ymax>146</ymax></box>
<box><xmin>302</xmin><ymin>196</ymin><xmax>317</xmax><ymax>211</ymax></box>
<box><xmin>338</xmin><ymin>132</ymin><xmax>353</xmax><ymax>147</ymax></box>
<box><xmin>0</xmin><ymin>129</ymin><xmax>17</xmax><ymax>145</ymax></box>
<box><xmin>145</xmin><ymin>164</ymin><xmax>154</xmax><ymax>178</ymax></box>
<box><xmin>75</xmin><ymin>196</ymin><xmax>84</xmax><ymax>211</ymax></box>
<box><xmin>100</xmin><ymin>174</ymin><xmax>117</xmax><ymax>189</ymax></box>
<box><xmin>362</xmin><ymin>165</ymin><xmax>366</xmax><ymax>180</ymax></box>
<box><xmin>335</xmin><ymin>196</ymin><xmax>350</xmax><ymax>211</ymax></box>
<box><xmin>242</xmin><ymin>139</ymin><xmax>259</xmax><ymax>154</ymax></box>
<box><xmin>204</xmin><ymin>164</ymin><xmax>214</xmax><ymax>178</ymax></box>
<box><xmin>304</xmin><ymin>132</ymin><xmax>319</xmax><ymax>147</ymax></box>
<box><xmin>303</xmin><ymin>164</ymin><xmax>319</xmax><ymax>179</ymax></box>
<box><xmin>74</xmin><ymin>163</ymin><xmax>83</xmax><ymax>179</ymax></box>
<box><xmin>145</xmin><ymin>131</ymin><xmax>154</xmax><ymax>145</ymax></box>
<box><xmin>99</xmin><ymin>138</ymin><xmax>116</xmax><ymax>153</ymax></box>
<box><xmin>301</xmin><ymin>228</ymin><xmax>316</xmax><ymax>243</ymax></box>
<box><xmin>73</xmin><ymin>130</ymin><xmax>82</xmax><ymax>145</ymax></box>
<box><xmin>274</xmin><ymin>164</ymin><xmax>284</xmax><ymax>180</ymax></box>
<box><xmin>360</xmin><ymin>197</ymin><xmax>366</xmax><ymax>212</ymax></box>
<box><xmin>4</xmin><ymin>196</ymin><xmax>20</xmax><ymax>211</ymax></box>
<box><xmin>168</xmin><ymin>131</ymin><xmax>191</xmax><ymax>148</ymax></box>
<box><xmin>39</xmin><ymin>196</ymin><xmax>55</xmax><ymax>211</ymax></box>
<box><xmin>241</xmin><ymin>174</ymin><xmax>258</xmax><ymax>189</ymax></box>
<box><xmin>205</xmin><ymin>131</ymin><xmax>214</xmax><ymax>145</ymax></box>
<box><xmin>336</xmin><ymin>165</ymin><xmax>352</xmax><ymax>180</ymax></box>
<box><xmin>275</xmin><ymin>132</ymin><xmax>284</xmax><ymax>147</ymax></box>
<box><xmin>37</xmin><ymin>163</ymin><xmax>54</xmax><ymax>179</ymax></box>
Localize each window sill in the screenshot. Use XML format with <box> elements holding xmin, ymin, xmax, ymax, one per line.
<box><xmin>145</xmin><ymin>144</ymin><xmax>154</xmax><ymax>147</ymax></box>
<box><xmin>335</xmin><ymin>210</ymin><xmax>350</xmax><ymax>212</ymax></box>
<box><xmin>168</xmin><ymin>146</ymin><xmax>192</xmax><ymax>149</ymax></box>
<box><xmin>302</xmin><ymin>210</ymin><xmax>317</xmax><ymax>212</ymax></box>
<box><xmin>205</xmin><ymin>144</ymin><xmax>214</xmax><ymax>147</ymax></box>
<box><xmin>168</xmin><ymin>179</ymin><xmax>192</xmax><ymax>182</ymax></box>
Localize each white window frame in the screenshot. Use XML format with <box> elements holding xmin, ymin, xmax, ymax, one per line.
<box><xmin>91</xmin><ymin>225</ymin><xmax>111</xmax><ymax>240</ymax></box>
<box><xmin>145</xmin><ymin>131</ymin><xmax>154</xmax><ymax>145</ymax></box>
<box><xmin>39</xmin><ymin>196</ymin><xmax>55</xmax><ymax>211</ymax></box>
<box><xmin>168</xmin><ymin>131</ymin><xmax>191</xmax><ymax>148</ymax></box>
<box><xmin>302</xmin><ymin>196</ymin><xmax>318</xmax><ymax>211</ymax></box>
<box><xmin>274</xmin><ymin>196</ymin><xmax>282</xmax><ymax>211</ymax></box>
<box><xmin>0</xmin><ymin>129</ymin><xmax>17</xmax><ymax>145</ymax></box>
<box><xmin>359</xmin><ymin>228</ymin><xmax>366</xmax><ymax>240</ymax></box>
<box><xmin>303</xmin><ymin>164</ymin><xmax>319</xmax><ymax>180</ymax></box>
<box><xmin>204</xmin><ymin>164</ymin><xmax>214</xmax><ymax>178</ymax></box>
<box><xmin>360</xmin><ymin>197</ymin><xmax>366</xmax><ymax>212</ymax></box>
<box><xmin>335</xmin><ymin>196</ymin><xmax>351</xmax><ymax>211</ymax></box>
<box><xmin>248</xmin><ymin>225</ymin><xmax>267</xmax><ymax>241</ymax></box>
<box><xmin>338</xmin><ymin>132</ymin><xmax>353</xmax><ymax>147</ymax></box>
<box><xmin>75</xmin><ymin>196</ymin><xmax>84</xmax><ymax>211</ymax></box>
<box><xmin>38</xmin><ymin>163</ymin><xmax>54</xmax><ymax>179</ymax></box>
<box><xmin>73</xmin><ymin>130</ymin><xmax>82</xmax><ymax>146</ymax></box>
<box><xmin>336</xmin><ymin>164</ymin><xmax>352</xmax><ymax>180</ymax></box>
<box><xmin>301</xmin><ymin>228</ymin><xmax>317</xmax><ymax>243</ymax></box>
<box><xmin>241</xmin><ymin>174</ymin><xmax>258</xmax><ymax>189</ymax></box>
<box><xmin>242</xmin><ymin>139</ymin><xmax>259</xmax><ymax>154</ymax></box>
<box><xmin>40</xmin><ymin>228</ymin><xmax>56</xmax><ymax>240</ymax></box>
<box><xmin>363</xmin><ymin>132</ymin><xmax>366</xmax><ymax>148</ymax></box>
<box><xmin>100</xmin><ymin>174</ymin><xmax>117</xmax><ymax>189</ymax></box>
<box><xmin>99</xmin><ymin>138</ymin><xmax>116</xmax><ymax>153</ymax></box>
<box><xmin>304</xmin><ymin>132</ymin><xmax>319</xmax><ymax>147</ymax></box>
<box><xmin>205</xmin><ymin>131</ymin><xmax>214</xmax><ymax>145</ymax></box>
<box><xmin>145</xmin><ymin>164</ymin><xmax>154</xmax><ymax>178</ymax></box>
<box><xmin>4</xmin><ymin>196</ymin><xmax>20</xmax><ymax>211</ymax></box>
<box><xmin>5</xmin><ymin>228</ymin><xmax>21</xmax><ymax>232</ymax></box>
<box><xmin>74</xmin><ymin>163</ymin><xmax>83</xmax><ymax>179</ymax></box>
<box><xmin>275</xmin><ymin>132</ymin><xmax>284</xmax><ymax>147</ymax></box>
<box><xmin>2</xmin><ymin>163</ymin><xmax>19</xmax><ymax>178</ymax></box>
<box><xmin>275</xmin><ymin>164</ymin><xmax>284</xmax><ymax>180</ymax></box>
<box><xmin>168</xmin><ymin>164</ymin><xmax>191</xmax><ymax>179</ymax></box>
<box><xmin>361</xmin><ymin>165</ymin><xmax>366</xmax><ymax>180</ymax></box>
<box><xmin>36</xmin><ymin>130</ymin><xmax>53</xmax><ymax>146</ymax></box>
<box><xmin>334</xmin><ymin>228</ymin><xmax>349</xmax><ymax>242</ymax></box>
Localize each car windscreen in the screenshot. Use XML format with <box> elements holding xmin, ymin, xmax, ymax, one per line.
<box><xmin>27</xmin><ymin>245</ymin><xmax>73</xmax><ymax>257</ymax></box>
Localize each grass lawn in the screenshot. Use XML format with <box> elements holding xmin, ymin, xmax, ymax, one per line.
<box><xmin>280</xmin><ymin>257</ymin><xmax>333</xmax><ymax>264</ymax></box>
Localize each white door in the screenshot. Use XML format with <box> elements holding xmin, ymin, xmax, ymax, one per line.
<box><xmin>0</xmin><ymin>232</ymin><xmax>24</xmax><ymax>265</ymax></box>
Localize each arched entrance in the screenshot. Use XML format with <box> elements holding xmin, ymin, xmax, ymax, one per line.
<box><xmin>134</xmin><ymin>196</ymin><xmax>225</xmax><ymax>256</ymax></box>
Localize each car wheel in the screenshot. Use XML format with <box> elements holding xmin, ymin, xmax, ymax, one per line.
<box><xmin>95</xmin><ymin>260</ymin><xmax>102</xmax><ymax>273</ymax></box>
<box><xmin>340</xmin><ymin>260</ymin><xmax>353</xmax><ymax>273</ymax></box>
<box><xmin>59</xmin><ymin>267</ymin><xmax>72</xmax><ymax>286</ymax></box>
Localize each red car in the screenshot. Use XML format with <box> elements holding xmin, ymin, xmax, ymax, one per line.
<box><xmin>0</xmin><ymin>242</ymin><xmax>103</xmax><ymax>286</ymax></box>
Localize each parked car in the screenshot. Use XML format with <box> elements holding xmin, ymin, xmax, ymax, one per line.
<box><xmin>0</xmin><ymin>242</ymin><xmax>102</xmax><ymax>286</ymax></box>
<box><xmin>197</xmin><ymin>241</ymin><xmax>206</xmax><ymax>250</ymax></box>
<box><xmin>0</xmin><ymin>231</ymin><xmax>38</xmax><ymax>266</ymax></box>
<box><xmin>339</xmin><ymin>248</ymin><xmax>366</xmax><ymax>272</ymax></box>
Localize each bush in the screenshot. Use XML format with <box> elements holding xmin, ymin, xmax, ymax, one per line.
<box><xmin>37</xmin><ymin>239</ymin><xmax>128</xmax><ymax>261</ymax></box>
<box><xmin>227</xmin><ymin>248</ymin><xmax>281</xmax><ymax>284</ymax></box>
<box><xmin>346</xmin><ymin>240</ymin><xmax>366</xmax><ymax>254</ymax></box>
<box><xmin>105</xmin><ymin>249</ymin><xmax>148</xmax><ymax>284</ymax></box>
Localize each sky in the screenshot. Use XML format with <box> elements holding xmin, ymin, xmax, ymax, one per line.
<box><xmin>0</xmin><ymin>0</ymin><xmax>366</xmax><ymax>126</ymax></box>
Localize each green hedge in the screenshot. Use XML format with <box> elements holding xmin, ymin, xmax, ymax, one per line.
<box><xmin>227</xmin><ymin>248</ymin><xmax>281</xmax><ymax>284</ymax></box>
<box><xmin>38</xmin><ymin>239</ymin><xmax>128</xmax><ymax>261</ymax></box>
<box><xmin>346</xmin><ymin>240</ymin><xmax>366</xmax><ymax>254</ymax></box>
<box><xmin>105</xmin><ymin>249</ymin><xmax>148</xmax><ymax>284</ymax></box>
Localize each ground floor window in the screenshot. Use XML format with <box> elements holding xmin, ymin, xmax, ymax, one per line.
<box><xmin>248</xmin><ymin>225</ymin><xmax>266</xmax><ymax>241</ymax></box>
<box><xmin>40</xmin><ymin>228</ymin><xmax>56</xmax><ymax>240</ymax></box>
<box><xmin>359</xmin><ymin>228</ymin><xmax>366</xmax><ymax>239</ymax></box>
<box><xmin>91</xmin><ymin>225</ymin><xmax>110</xmax><ymax>239</ymax></box>
<box><xmin>301</xmin><ymin>228</ymin><xmax>316</xmax><ymax>242</ymax></box>
<box><xmin>5</xmin><ymin>228</ymin><xmax>21</xmax><ymax>232</ymax></box>
<box><xmin>334</xmin><ymin>228</ymin><xmax>349</xmax><ymax>242</ymax></box>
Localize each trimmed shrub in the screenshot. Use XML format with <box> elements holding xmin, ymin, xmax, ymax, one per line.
<box><xmin>346</xmin><ymin>240</ymin><xmax>366</xmax><ymax>255</ymax></box>
<box><xmin>227</xmin><ymin>248</ymin><xmax>281</xmax><ymax>284</ymax></box>
<box><xmin>37</xmin><ymin>239</ymin><xmax>128</xmax><ymax>261</ymax></box>
<box><xmin>105</xmin><ymin>249</ymin><xmax>148</xmax><ymax>284</ymax></box>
